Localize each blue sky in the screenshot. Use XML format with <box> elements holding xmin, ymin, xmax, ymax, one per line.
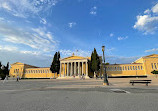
<box><xmin>0</xmin><ymin>0</ymin><xmax>158</xmax><ymax>67</ymax></box>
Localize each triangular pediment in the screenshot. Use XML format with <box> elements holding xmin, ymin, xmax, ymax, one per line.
<box><xmin>144</xmin><ymin>54</ymin><xmax>158</xmax><ymax>58</ymax></box>
<box><xmin>60</xmin><ymin>56</ymin><xmax>89</xmax><ymax>61</ymax></box>
<box><xmin>11</xmin><ymin>62</ymin><xmax>24</xmax><ymax>65</ymax></box>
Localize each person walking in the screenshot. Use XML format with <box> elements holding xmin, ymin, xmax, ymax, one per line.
<box><xmin>83</xmin><ymin>73</ymin><xmax>85</xmax><ymax>80</ymax></box>
<box><xmin>16</xmin><ymin>75</ymin><xmax>19</xmax><ymax>82</ymax></box>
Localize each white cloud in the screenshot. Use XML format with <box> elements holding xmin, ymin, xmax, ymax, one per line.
<box><xmin>144</xmin><ymin>9</ymin><xmax>151</xmax><ymax>14</ymax></box>
<box><xmin>106</xmin><ymin>55</ymin><xmax>140</xmax><ymax>64</ymax></box>
<box><xmin>0</xmin><ymin>0</ymin><xmax>59</xmax><ymax>18</ymax></box>
<box><xmin>60</xmin><ymin>49</ymin><xmax>91</xmax><ymax>57</ymax></box>
<box><xmin>145</xmin><ymin>48</ymin><xmax>158</xmax><ymax>52</ymax></box>
<box><xmin>0</xmin><ymin>45</ymin><xmax>18</xmax><ymax>51</ymax></box>
<box><xmin>0</xmin><ymin>2</ymin><xmax>11</xmax><ymax>11</ymax></box>
<box><xmin>40</xmin><ymin>18</ymin><xmax>47</xmax><ymax>25</ymax></box>
<box><xmin>134</xmin><ymin>3</ymin><xmax>158</xmax><ymax>34</ymax></box>
<box><xmin>0</xmin><ymin>22</ymin><xmax>58</xmax><ymax>52</ymax></box>
<box><xmin>90</xmin><ymin>6</ymin><xmax>97</xmax><ymax>15</ymax></box>
<box><xmin>152</xmin><ymin>3</ymin><xmax>158</xmax><ymax>14</ymax></box>
<box><xmin>109</xmin><ymin>33</ymin><xmax>114</xmax><ymax>37</ymax></box>
<box><xmin>118</xmin><ymin>36</ymin><xmax>128</xmax><ymax>40</ymax></box>
<box><xmin>68</xmin><ymin>22</ymin><xmax>76</xmax><ymax>28</ymax></box>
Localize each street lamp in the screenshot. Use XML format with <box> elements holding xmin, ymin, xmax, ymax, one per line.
<box><xmin>102</xmin><ymin>46</ymin><xmax>109</xmax><ymax>85</ymax></box>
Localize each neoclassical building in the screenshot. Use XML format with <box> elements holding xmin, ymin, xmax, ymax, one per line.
<box><xmin>9</xmin><ymin>54</ymin><xmax>158</xmax><ymax>78</ymax></box>
<box><xmin>59</xmin><ymin>53</ymin><xmax>91</xmax><ymax>78</ymax></box>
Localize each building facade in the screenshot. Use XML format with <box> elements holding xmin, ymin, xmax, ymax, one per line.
<box><xmin>59</xmin><ymin>54</ymin><xmax>91</xmax><ymax>78</ymax></box>
<box><xmin>9</xmin><ymin>62</ymin><xmax>57</xmax><ymax>78</ymax></box>
<box><xmin>105</xmin><ymin>54</ymin><xmax>158</xmax><ymax>77</ymax></box>
<box><xmin>9</xmin><ymin>54</ymin><xmax>158</xmax><ymax>78</ymax></box>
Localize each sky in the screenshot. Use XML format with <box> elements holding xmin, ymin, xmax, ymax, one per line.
<box><xmin>0</xmin><ymin>0</ymin><xmax>158</xmax><ymax>67</ymax></box>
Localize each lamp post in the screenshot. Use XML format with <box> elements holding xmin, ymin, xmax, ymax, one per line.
<box><xmin>102</xmin><ymin>46</ymin><xmax>109</xmax><ymax>85</ymax></box>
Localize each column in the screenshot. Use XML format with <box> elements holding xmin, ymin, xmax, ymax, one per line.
<box><xmin>82</xmin><ymin>62</ymin><xmax>83</xmax><ymax>75</ymax></box>
<box><xmin>60</xmin><ymin>63</ymin><xmax>62</xmax><ymax>77</ymax></box>
<box><xmin>64</xmin><ymin>63</ymin><xmax>65</xmax><ymax>77</ymax></box>
<box><xmin>74</xmin><ymin>62</ymin><xmax>76</xmax><ymax>76</ymax></box>
<box><xmin>86</xmin><ymin>61</ymin><xmax>88</xmax><ymax>76</ymax></box>
<box><xmin>67</xmin><ymin>62</ymin><xmax>69</xmax><ymax>76</ymax></box>
<box><xmin>78</xmin><ymin>62</ymin><xmax>80</xmax><ymax>77</ymax></box>
<box><xmin>71</xmin><ymin>62</ymin><xmax>73</xmax><ymax>76</ymax></box>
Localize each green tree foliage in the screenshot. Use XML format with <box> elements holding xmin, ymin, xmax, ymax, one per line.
<box><xmin>0</xmin><ymin>62</ymin><xmax>9</xmax><ymax>80</ymax></box>
<box><xmin>105</xmin><ymin>62</ymin><xmax>110</xmax><ymax>65</ymax></box>
<box><xmin>90</xmin><ymin>48</ymin><xmax>100</xmax><ymax>76</ymax></box>
<box><xmin>50</xmin><ymin>52</ymin><xmax>60</xmax><ymax>74</ymax></box>
<box><xmin>151</xmin><ymin>70</ymin><xmax>158</xmax><ymax>77</ymax></box>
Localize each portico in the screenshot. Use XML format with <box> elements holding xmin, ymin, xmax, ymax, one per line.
<box><xmin>59</xmin><ymin>54</ymin><xmax>90</xmax><ymax>78</ymax></box>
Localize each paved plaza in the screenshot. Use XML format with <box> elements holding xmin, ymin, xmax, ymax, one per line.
<box><xmin>0</xmin><ymin>77</ymin><xmax>158</xmax><ymax>111</ymax></box>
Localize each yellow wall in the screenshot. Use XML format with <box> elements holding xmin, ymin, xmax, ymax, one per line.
<box><xmin>134</xmin><ymin>54</ymin><xmax>158</xmax><ymax>75</ymax></box>
<box><xmin>9</xmin><ymin>63</ymin><xmax>58</xmax><ymax>78</ymax></box>
<box><xmin>105</xmin><ymin>64</ymin><xmax>145</xmax><ymax>76</ymax></box>
<box><xmin>9</xmin><ymin>54</ymin><xmax>158</xmax><ymax>78</ymax></box>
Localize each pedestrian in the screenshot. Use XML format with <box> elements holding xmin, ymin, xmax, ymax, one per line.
<box><xmin>16</xmin><ymin>75</ymin><xmax>19</xmax><ymax>82</ymax></box>
<box><xmin>83</xmin><ymin>73</ymin><xmax>85</xmax><ymax>80</ymax></box>
<box><xmin>82</xmin><ymin>73</ymin><xmax>84</xmax><ymax>80</ymax></box>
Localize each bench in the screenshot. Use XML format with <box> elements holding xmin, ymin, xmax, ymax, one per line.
<box><xmin>130</xmin><ymin>80</ymin><xmax>152</xmax><ymax>86</ymax></box>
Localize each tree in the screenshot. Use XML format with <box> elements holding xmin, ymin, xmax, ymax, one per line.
<box><xmin>151</xmin><ymin>70</ymin><xmax>158</xmax><ymax>78</ymax></box>
<box><xmin>50</xmin><ymin>52</ymin><xmax>60</xmax><ymax>77</ymax></box>
<box><xmin>90</xmin><ymin>48</ymin><xmax>100</xmax><ymax>78</ymax></box>
<box><xmin>105</xmin><ymin>62</ymin><xmax>110</xmax><ymax>65</ymax></box>
<box><xmin>0</xmin><ymin>62</ymin><xmax>9</xmax><ymax>80</ymax></box>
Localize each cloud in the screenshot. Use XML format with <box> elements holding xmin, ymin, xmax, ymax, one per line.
<box><xmin>134</xmin><ymin>3</ymin><xmax>158</xmax><ymax>34</ymax></box>
<box><xmin>0</xmin><ymin>2</ymin><xmax>11</xmax><ymax>11</ymax></box>
<box><xmin>117</xmin><ymin>36</ymin><xmax>128</xmax><ymax>40</ymax></box>
<box><xmin>0</xmin><ymin>0</ymin><xmax>58</xmax><ymax>18</ymax></box>
<box><xmin>0</xmin><ymin>22</ymin><xmax>58</xmax><ymax>52</ymax></box>
<box><xmin>90</xmin><ymin>6</ymin><xmax>97</xmax><ymax>15</ymax></box>
<box><xmin>0</xmin><ymin>45</ymin><xmax>18</xmax><ymax>51</ymax></box>
<box><xmin>145</xmin><ymin>48</ymin><xmax>158</xmax><ymax>52</ymax></box>
<box><xmin>60</xmin><ymin>49</ymin><xmax>91</xmax><ymax>57</ymax></box>
<box><xmin>68</xmin><ymin>22</ymin><xmax>76</xmax><ymax>28</ymax></box>
<box><xmin>0</xmin><ymin>48</ymin><xmax>53</xmax><ymax>67</ymax></box>
<box><xmin>109</xmin><ymin>33</ymin><xmax>114</xmax><ymax>37</ymax></box>
<box><xmin>152</xmin><ymin>3</ymin><xmax>158</xmax><ymax>14</ymax></box>
<box><xmin>40</xmin><ymin>18</ymin><xmax>47</xmax><ymax>25</ymax></box>
<box><xmin>106</xmin><ymin>55</ymin><xmax>140</xmax><ymax>64</ymax></box>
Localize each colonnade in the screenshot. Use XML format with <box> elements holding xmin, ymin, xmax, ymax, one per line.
<box><xmin>60</xmin><ymin>60</ymin><xmax>88</xmax><ymax>77</ymax></box>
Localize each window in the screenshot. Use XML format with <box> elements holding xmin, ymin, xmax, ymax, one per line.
<box><xmin>154</xmin><ymin>63</ymin><xmax>157</xmax><ymax>69</ymax></box>
<box><xmin>115</xmin><ymin>67</ymin><xmax>117</xmax><ymax>71</ymax></box>
<box><xmin>151</xmin><ymin>63</ymin><xmax>154</xmax><ymax>69</ymax></box>
<box><xmin>138</xmin><ymin>66</ymin><xmax>140</xmax><ymax>70</ymax></box>
<box><xmin>123</xmin><ymin>66</ymin><xmax>124</xmax><ymax>70</ymax></box>
<box><xmin>125</xmin><ymin>66</ymin><xmax>127</xmax><ymax>70</ymax></box>
<box><xmin>133</xmin><ymin>66</ymin><xmax>135</xmax><ymax>70</ymax></box>
<box><xmin>135</xmin><ymin>66</ymin><xmax>137</xmax><ymax>70</ymax></box>
<box><xmin>120</xmin><ymin>67</ymin><xmax>122</xmax><ymax>71</ymax></box>
<box><xmin>130</xmin><ymin>66</ymin><xmax>132</xmax><ymax>70</ymax></box>
<box><xmin>128</xmin><ymin>66</ymin><xmax>130</xmax><ymax>70</ymax></box>
<box><xmin>141</xmin><ymin>66</ymin><xmax>143</xmax><ymax>70</ymax></box>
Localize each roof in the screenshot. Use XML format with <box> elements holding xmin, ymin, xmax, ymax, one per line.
<box><xmin>11</xmin><ymin>62</ymin><xmax>38</xmax><ymax>68</ymax></box>
<box><xmin>60</xmin><ymin>55</ymin><xmax>90</xmax><ymax>61</ymax></box>
<box><xmin>143</xmin><ymin>54</ymin><xmax>158</xmax><ymax>58</ymax></box>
